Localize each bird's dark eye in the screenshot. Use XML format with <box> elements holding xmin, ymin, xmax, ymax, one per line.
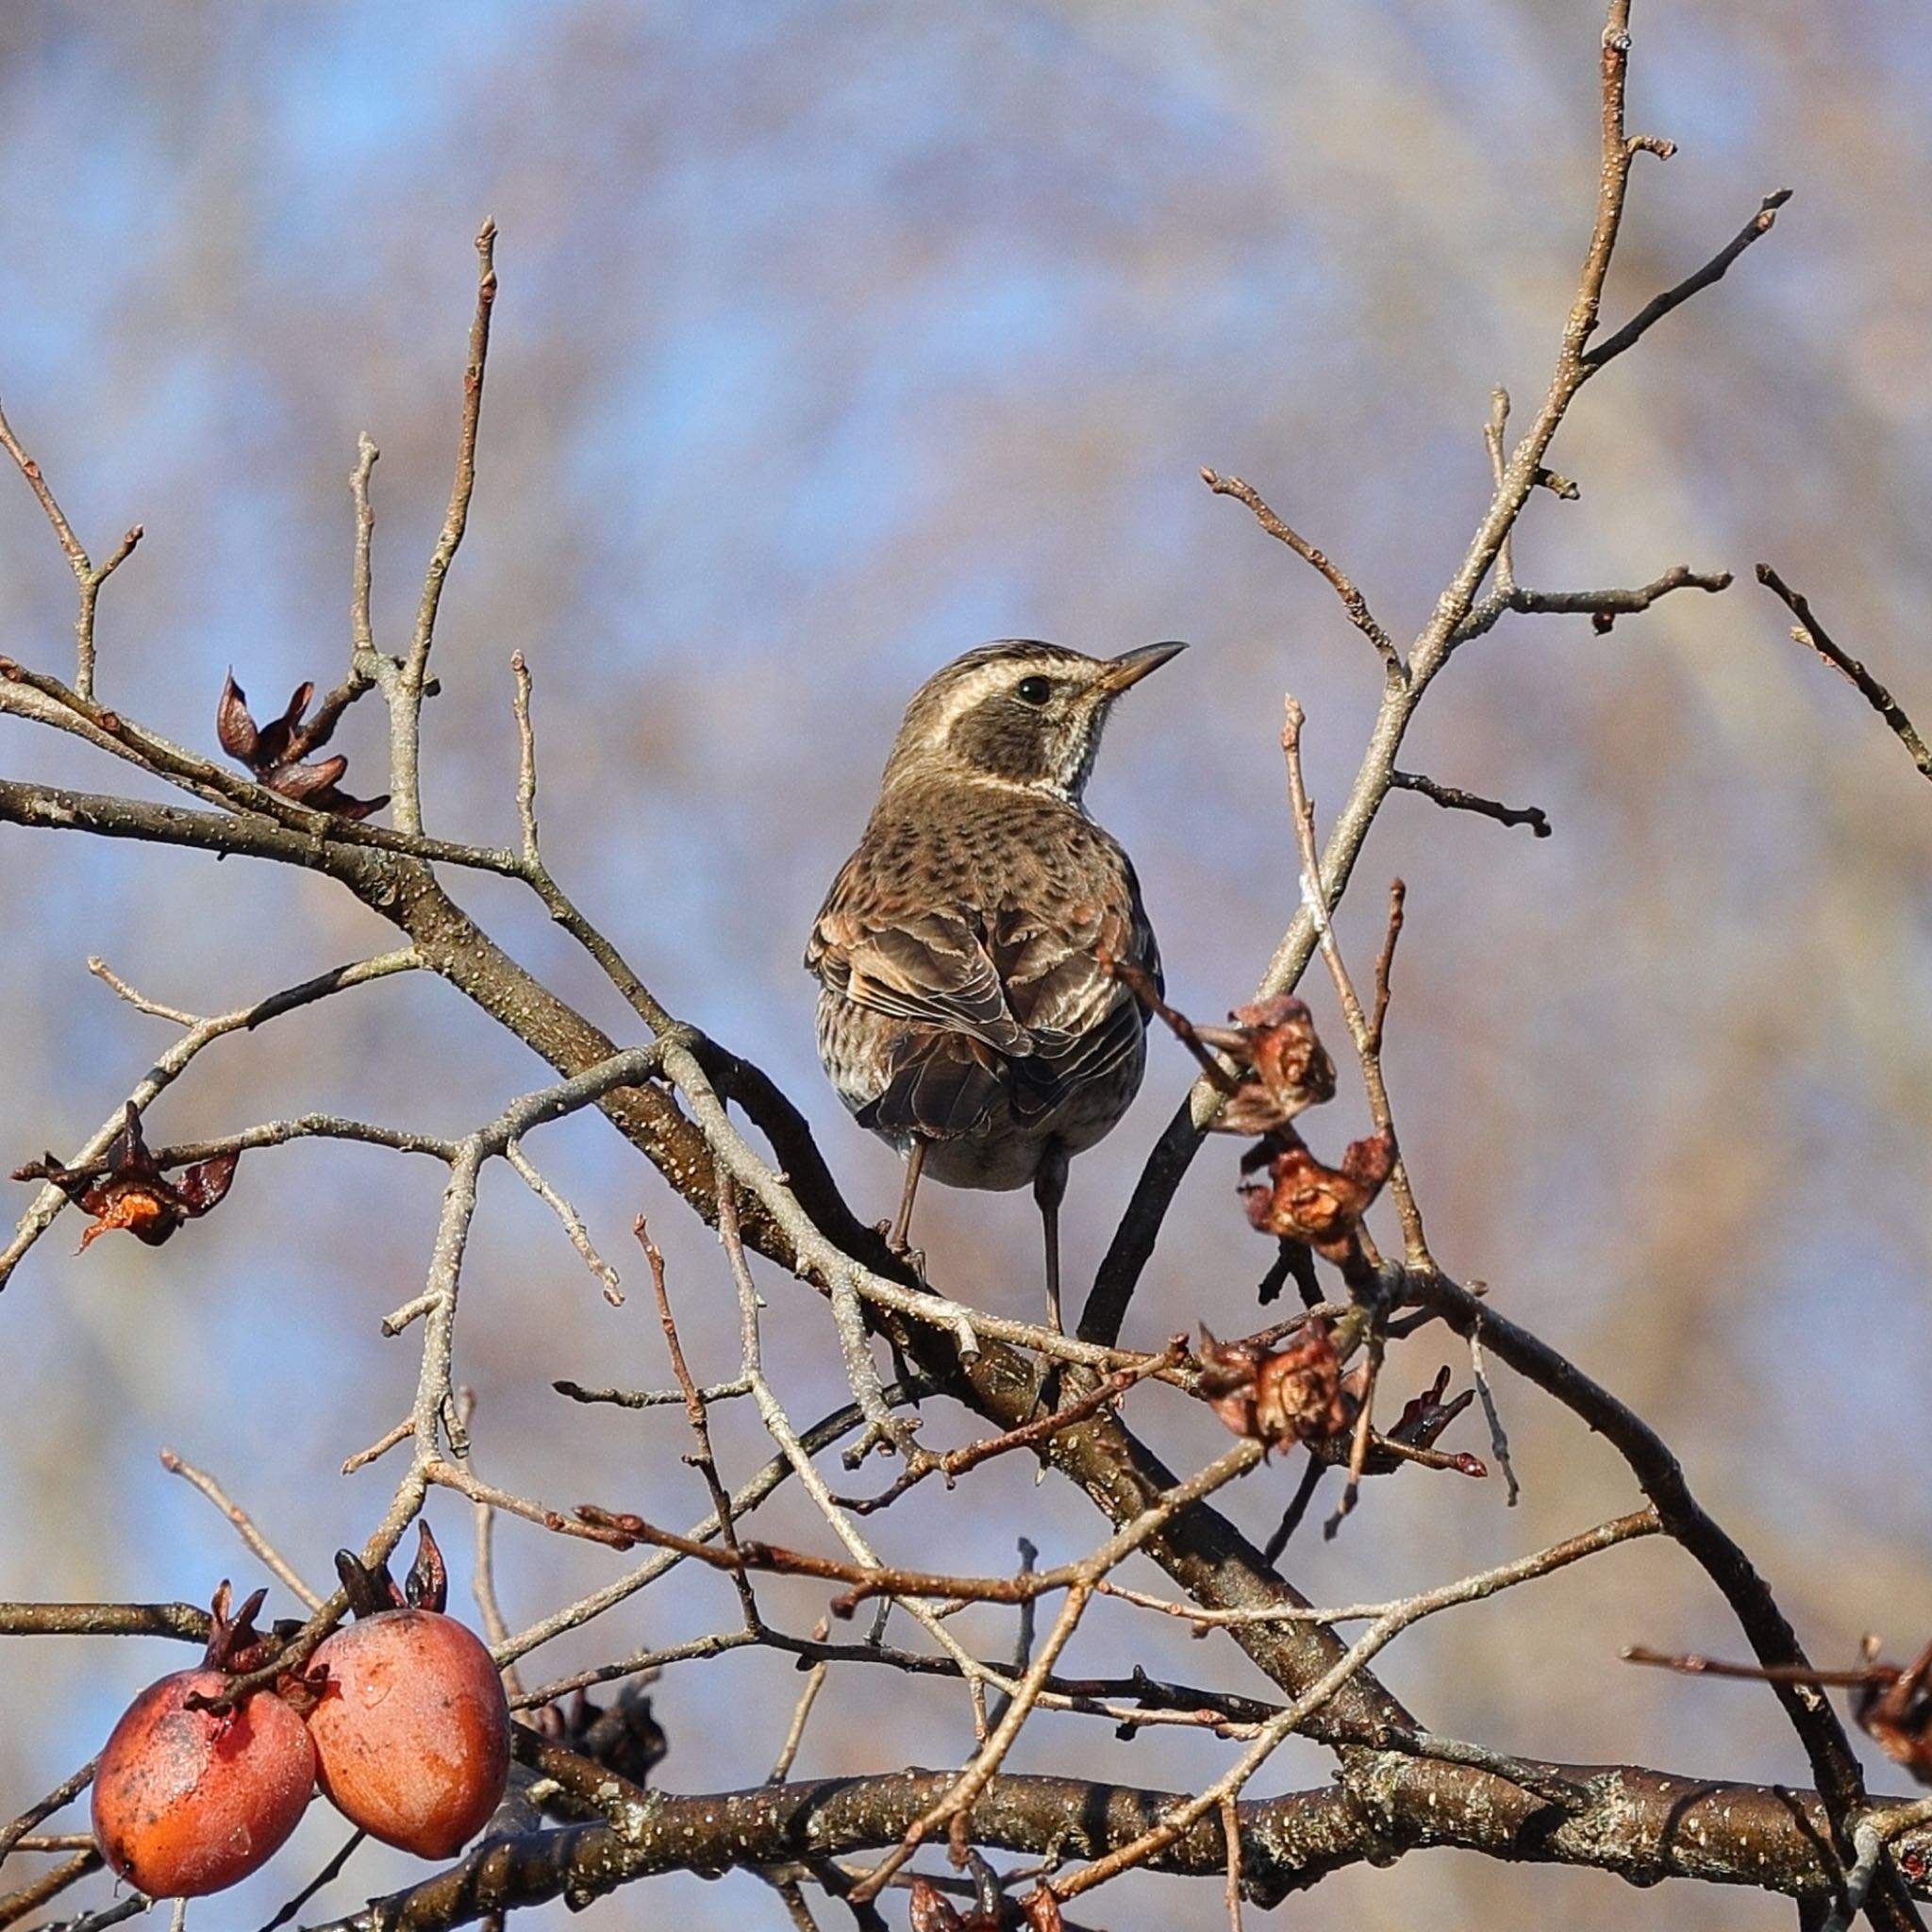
<box><xmin>1015</xmin><ymin>675</ymin><xmax>1052</xmax><ymax>706</ymax></box>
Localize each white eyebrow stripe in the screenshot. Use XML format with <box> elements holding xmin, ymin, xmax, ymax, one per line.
<box><xmin>916</xmin><ymin>662</ymin><xmax>1029</xmax><ymax>749</ymax></box>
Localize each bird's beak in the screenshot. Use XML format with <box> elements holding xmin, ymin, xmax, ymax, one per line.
<box><xmin>1095</xmin><ymin>641</ymin><xmax>1187</xmax><ymax>696</ymax></box>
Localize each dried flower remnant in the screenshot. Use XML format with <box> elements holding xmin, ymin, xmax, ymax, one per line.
<box><xmin>217</xmin><ymin>671</ymin><xmax>389</xmax><ymax>820</ymax></box>
<box><xmin>14</xmin><ymin>1102</ymin><xmax>239</xmax><ymax>1250</ymax></box>
<box><xmin>908</xmin><ymin>1878</ymin><xmax>960</xmax><ymax>1932</ymax></box>
<box><xmin>533</xmin><ymin>1683</ymin><xmax>668</xmax><ymax>1790</ymax></box>
<box><xmin>1112</xmin><ymin>971</ymin><xmax>1391</xmax><ymax>1287</ymax></box>
<box><xmin>1018</xmin><ymin>1885</ymin><xmax>1066</xmax><ymax>1931</ymax></box>
<box><xmin>1239</xmin><ymin>1127</ymin><xmax>1394</xmax><ymax>1262</ymax></box>
<box><xmin>1857</xmin><ymin>1636</ymin><xmax>1932</xmax><ymax>1782</ymax></box>
<box><xmin>908</xmin><ymin>1876</ymin><xmax>986</xmax><ymax>1932</ymax></box>
<box><xmin>1197</xmin><ymin>995</ymin><xmax>1339</xmax><ymax>1137</ymax></box>
<box><xmin>1322</xmin><ymin>1364</ymin><xmax>1487</xmax><ymax>1477</ymax></box>
<box><xmin>906</xmin><ymin>1852</ymin><xmax>1012</xmax><ymax>1932</ymax></box>
<box><xmin>1198</xmin><ymin>1322</ymin><xmax>1350</xmax><ymax>1452</ymax></box>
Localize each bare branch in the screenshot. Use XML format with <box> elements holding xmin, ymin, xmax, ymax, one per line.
<box><xmin>1201</xmin><ymin>468</ymin><xmax>1402</xmax><ymax>681</ymax></box>
<box><xmin>1455</xmin><ymin>563</ymin><xmax>1733</xmax><ymax>648</ymax></box>
<box><xmin>158</xmin><ymin>1448</ymin><xmax>325</xmax><ymax>1610</ymax></box>
<box><xmin>1420</xmin><ymin>1272</ymin><xmax>1883</xmax><ymax>1862</ymax></box>
<box><xmin>0</xmin><ymin>400</ymin><xmax>140</xmax><ymax>700</ymax></box>
<box><xmin>1281</xmin><ymin>698</ymin><xmax>1429</xmax><ymax>1269</ymax></box>
<box><xmin>1757</xmin><ymin>564</ymin><xmax>1932</xmax><ymax>780</ymax></box>
<box><xmin>391</xmin><ymin>219</ymin><xmax>498</xmax><ymax>835</ymax></box>
<box><xmin>3</xmin><ymin>948</ymin><xmax>419</xmax><ymax>1288</ymax></box>
<box><xmin>1583</xmin><ymin>189</ymin><xmax>1793</xmax><ymax>370</ymax></box>
<box><xmin>1390</xmin><ymin>770</ymin><xmax>1552</xmax><ymax>838</ymax></box>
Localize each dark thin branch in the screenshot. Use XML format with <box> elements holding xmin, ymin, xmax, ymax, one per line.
<box><xmin>1417</xmin><ymin>1271</ymin><xmax>1903</xmax><ymax>1924</ymax></box>
<box><xmin>1757</xmin><ymin>565</ymin><xmax>1932</xmax><ymax>780</ymax></box>
<box><xmin>1583</xmin><ymin>189</ymin><xmax>1793</xmax><ymax>369</ymax></box>
<box><xmin>0</xmin><ymin>1848</ymin><xmax>102</xmax><ymax>1928</ymax></box>
<box><xmin>1201</xmin><ymin>468</ymin><xmax>1402</xmax><ymax>681</ymax></box>
<box><xmin>1391</xmin><ymin>771</ymin><xmax>1552</xmax><ymax>838</ymax></box>
<box><xmin>834</xmin><ymin>1352</ymin><xmax>1177</xmax><ymax>1515</ymax></box>
<box><xmin>0</xmin><ymin>1760</ymin><xmax>98</xmax><ymax>1863</ymax></box>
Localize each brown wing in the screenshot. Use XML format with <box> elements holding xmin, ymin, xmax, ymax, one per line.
<box><xmin>808</xmin><ymin>847</ymin><xmax>1029</xmax><ymax>1055</ymax></box>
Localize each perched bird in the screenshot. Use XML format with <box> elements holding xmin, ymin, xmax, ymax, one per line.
<box><xmin>806</xmin><ymin>639</ymin><xmax>1184</xmax><ymax>1330</ymax></box>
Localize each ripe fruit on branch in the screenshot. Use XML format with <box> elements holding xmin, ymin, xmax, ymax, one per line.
<box><xmin>90</xmin><ymin>1584</ymin><xmax>315</xmax><ymax>1898</ymax></box>
<box><xmin>306</xmin><ymin>1526</ymin><xmax>510</xmax><ymax>1858</ymax></box>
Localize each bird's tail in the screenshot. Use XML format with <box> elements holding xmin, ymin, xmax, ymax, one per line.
<box><xmin>857</xmin><ymin>1036</ymin><xmax>1002</xmax><ymax>1142</ymax></box>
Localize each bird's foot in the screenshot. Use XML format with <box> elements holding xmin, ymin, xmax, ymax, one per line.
<box><xmin>876</xmin><ymin>1219</ymin><xmax>928</xmax><ymax>1283</ymax></box>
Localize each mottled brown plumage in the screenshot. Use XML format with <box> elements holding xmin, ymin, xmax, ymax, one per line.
<box><xmin>807</xmin><ymin>639</ymin><xmax>1183</xmax><ymax>1326</ymax></box>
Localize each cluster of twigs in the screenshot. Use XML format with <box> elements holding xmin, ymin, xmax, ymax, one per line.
<box><xmin>4</xmin><ymin>8</ymin><xmax>1932</xmax><ymax>1932</ymax></box>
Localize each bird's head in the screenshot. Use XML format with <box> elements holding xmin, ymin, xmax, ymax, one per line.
<box><xmin>880</xmin><ymin>640</ymin><xmax>1186</xmax><ymax>802</ymax></box>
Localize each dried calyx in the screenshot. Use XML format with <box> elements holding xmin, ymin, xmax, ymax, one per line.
<box><xmin>217</xmin><ymin>671</ymin><xmax>388</xmax><ymax>820</ymax></box>
<box><xmin>13</xmin><ymin>1102</ymin><xmax>238</xmax><ymax>1250</ymax></box>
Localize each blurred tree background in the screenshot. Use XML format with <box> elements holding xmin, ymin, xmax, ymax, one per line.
<box><xmin>1</xmin><ymin>2</ymin><xmax>1928</xmax><ymax>1927</ymax></box>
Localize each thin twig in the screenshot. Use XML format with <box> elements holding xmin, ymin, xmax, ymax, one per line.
<box><xmin>87</xmin><ymin>956</ymin><xmax>200</xmax><ymax>1025</ymax></box>
<box><xmin>1261</xmin><ymin>1457</ymin><xmax>1325</xmax><ymax>1563</ymax></box>
<box><xmin>1390</xmin><ymin>770</ymin><xmax>1552</xmax><ymax>838</ymax></box>
<box><xmin>986</xmin><ymin>1540</ymin><xmax>1040</xmax><ymax>1736</ymax></box>
<box><xmin>1485</xmin><ymin>389</ymin><xmax>1517</xmax><ymax>596</ymax></box>
<box><xmin>0</xmin><ymin>1761</ymin><xmax>97</xmax><ymax>1862</ymax></box>
<box><xmin>554</xmin><ymin>1375</ymin><xmax>754</xmax><ymax>1409</ymax></box>
<box><xmin>505</xmin><ymin>1139</ymin><xmax>623</xmax><ymax>1305</ymax></box>
<box><xmin>1455</xmin><ymin>563</ymin><xmax>1733</xmax><ymax>649</ymax></box>
<box><xmin>1466</xmin><ymin>1313</ymin><xmax>1521</xmax><ymax>1506</ymax></box>
<box><xmin>2</xmin><ymin>949</ymin><xmax>419</xmax><ymax>1289</ymax></box>
<box><xmin>0</xmin><ymin>1848</ymin><xmax>101</xmax><ymax>1927</ymax></box>
<box><xmin>1051</xmin><ymin>1507</ymin><xmax>1661</xmax><ymax>1902</ymax></box>
<box><xmin>1325</xmin><ymin>1328</ymin><xmax>1384</xmax><ymax>1540</ymax></box>
<box><xmin>1220</xmin><ymin>1789</ymin><xmax>1245</xmax><ymax>1932</ymax></box>
<box><xmin>511</xmin><ymin>651</ymin><xmax>541</xmax><ymax>863</ymax></box>
<box><xmin>835</xmin><ymin>1355</ymin><xmax>1174</xmax><ymax>1517</ymax></box>
<box><xmin>1281</xmin><ymin>697</ymin><xmax>1430</xmax><ymax>1268</ymax></box>
<box><xmin>454</xmin><ymin>1390</ymin><xmax>525</xmax><ymax>1703</ymax></box>
<box><xmin>158</xmin><ymin>1449</ymin><xmax>324</xmax><ymax>1610</ymax></box>
<box><xmin>768</xmin><ymin>1648</ymin><xmax>830</xmax><ymax>1785</ymax></box>
<box><xmin>298</xmin><ymin>433</ymin><xmax>383</xmax><ymax>752</ymax></box>
<box><xmin>1583</xmin><ymin>189</ymin><xmax>1792</xmax><ymax>369</ymax></box>
<box><xmin>1367</xmin><ymin>880</ymin><xmax>1405</xmax><ymax>1055</ymax></box>
<box><xmin>641</xmin><ymin>1217</ymin><xmax>759</xmax><ymax>1626</ymax></box>
<box><xmin>1757</xmin><ymin>564</ymin><xmax>1932</xmax><ymax>780</ymax></box>
<box><xmin>0</xmin><ymin>400</ymin><xmax>141</xmax><ymax>701</ymax></box>
<box><xmin>1201</xmin><ymin>468</ymin><xmax>1402</xmax><ymax>681</ymax></box>
<box><xmin>341</xmin><ymin>1418</ymin><xmax>412</xmax><ymax>1474</ymax></box>
<box><xmin>350</xmin><ymin>432</ymin><xmax>379</xmax><ymax>658</ymax></box>
<box><xmin>389</xmin><ymin>219</ymin><xmax>497</xmax><ymax>835</ymax></box>
<box><xmin>256</xmin><ymin>1827</ymin><xmax>367</xmax><ymax>1932</ymax></box>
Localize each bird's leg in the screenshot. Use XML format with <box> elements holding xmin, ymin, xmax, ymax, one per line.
<box><xmin>1034</xmin><ymin>1141</ymin><xmax>1071</xmax><ymax>1335</ymax></box>
<box><xmin>890</xmin><ymin>1138</ymin><xmax>928</xmax><ymax>1255</ymax></box>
